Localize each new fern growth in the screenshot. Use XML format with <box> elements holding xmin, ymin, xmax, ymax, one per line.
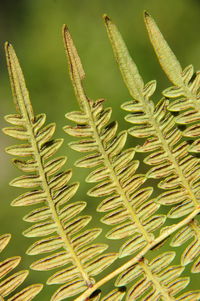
<box><xmin>2</xmin><ymin>11</ymin><xmax>200</xmax><ymax>301</ymax></box>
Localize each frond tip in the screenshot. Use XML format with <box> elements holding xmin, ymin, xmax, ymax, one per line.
<box><xmin>62</xmin><ymin>24</ymin><xmax>86</xmax><ymax>108</ymax></box>
<box><xmin>103</xmin><ymin>14</ymin><xmax>144</xmax><ymax>101</ymax></box>
<box><xmin>143</xmin><ymin>11</ymin><xmax>183</xmax><ymax>86</ymax></box>
<box><xmin>0</xmin><ymin>233</ymin><xmax>43</xmax><ymax>300</ymax></box>
<box><xmin>144</xmin><ymin>11</ymin><xmax>200</xmax><ymax>153</ymax></box>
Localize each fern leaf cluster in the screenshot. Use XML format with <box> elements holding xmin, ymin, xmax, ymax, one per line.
<box><xmin>2</xmin><ymin>10</ymin><xmax>200</xmax><ymax>301</ymax></box>
<box><xmin>0</xmin><ymin>234</ymin><xmax>42</xmax><ymax>300</ymax></box>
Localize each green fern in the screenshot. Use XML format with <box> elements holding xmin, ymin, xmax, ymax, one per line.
<box><xmin>1</xmin><ymin>11</ymin><xmax>200</xmax><ymax>301</ymax></box>
<box><xmin>62</xmin><ymin>18</ymin><xmax>200</xmax><ymax>301</ymax></box>
<box><xmin>3</xmin><ymin>43</ymin><xmax>117</xmax><ymax>300</ymax></box>
<box><xmin>104</xmin><ymin>14</ymin><xmax>200</xmax><ymax>217</ymax></box>
<box><xmin>103</xmin><ymin>10</ymin><xmax>200</xmax><ymax>270</ymax></box>
<box><xmin>63</xmin><ymin>25</ymin><xmax>165</xmax><ymax>257</ymax></box>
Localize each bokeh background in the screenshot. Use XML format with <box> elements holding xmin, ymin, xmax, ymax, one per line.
<box><xmin>0</xmin><ymin>0</ymin><xmax>200</xmax><ymax>300</ymax></box>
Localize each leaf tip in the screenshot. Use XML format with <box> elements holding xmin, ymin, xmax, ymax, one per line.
<box><xmin>4</xmin><ymin>41</ymin><xmax>12</xmax><ymax>53</ymax></box>
<box><xmin>143</xmin><ymin>10</ymin><xmax>150</xmax><ymax>19</ymax></box>
<box><xmin>4</xmin><ymin>41</ymin><xmax>9</xmax><ymax>50</ymax></box>
<box><xmin>62</xmin><ymin>21</ymin><xmax>86</xmax><ymax>94</ymax></box>
<box><xmin>62</xmin><ymin>24</ymin><xmax>71</xmax><ymax>46</ymax></box>
<box><xmin>62</xmin><ymin>24</ymin><xmax>70</xmax><ymax>42</ymax></box>
<box><xmin>0</xmin><ymin>233</ymin><xmax>12</xmax><ymax>252</ymax></box>
<box><xmin>103</xmin><ymin>14</ymin><xmax>111</xmax><ymax>23</ymax></box>
<box><xmin>4</xmin><ymin>42</ymin><xmax>16</xmax><ymax>61</ymax></box>
<box><xmin>62</xmin><ymin>23</ymin><xmax>68</xmax><ymax>33</ymax></box>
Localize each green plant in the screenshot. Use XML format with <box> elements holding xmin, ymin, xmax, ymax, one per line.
<box><xmin>1</xmin><ymin>11</ymin><xmax>200</xmax><ymax>301</ymax></box>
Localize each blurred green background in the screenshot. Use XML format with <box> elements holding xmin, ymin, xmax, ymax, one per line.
<box><xmin>0</xmin><ymin>0</ymin><xmax>200</xmax><ymax>300</ymax></box>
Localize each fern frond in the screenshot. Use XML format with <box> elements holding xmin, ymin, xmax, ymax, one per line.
<box><xmin>4</xmin><ymin>43</ymin><xmax>117</xmax><ymax>300</ymax></box>
<box><xmin>62</xmin><ymin>25</ymin><xmax>167</xmax><ymax>260</ymax></box>
<box><xmin>115</xmin><ymin>251</ymin><xmax>200</xmax><ymax>300</ymax></box>
<box><xmin>91</xmin><ymin>250</ymin><xmax>200</xmax><ymax>300</ymax></box>
<box><xmin>144</xmin><ymin>11</ymin><xmax>200</xmax><ymax>153</ymax></box>
<box><xmin>103</xmin><ymin>15</ymin><xmax>200</xmax><ymax>222</ymax></box>
<box><xmin>62</xmin><ymin>25</ymin><xmax>200</xmax><ymax>301</ymax></box>
<box><xmin>0</xmin><ymin>233</ymin><xmax>43</xmax><ymax>301</ymax></box>
<box><xmin>75</xmin><ymin>209</ymin><xmax>198</xmax><ymax>301</ymax></box>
